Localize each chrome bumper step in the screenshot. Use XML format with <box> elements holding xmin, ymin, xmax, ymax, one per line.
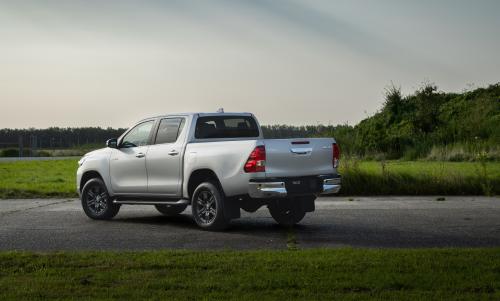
<box><xmin>113</xmin><ymin>199</ymin><xmax>189</xmax><ymax>206</ymax></box>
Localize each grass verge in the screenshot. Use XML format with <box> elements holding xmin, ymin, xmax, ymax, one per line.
<box><xmin>0</xmin><ymin>159</ymin><xmax>498</xmax><ymax>198</ymax></box>
<box><xmin>1</xmin><ymin>249</ymin><xmax>499</xmax><ymax>300</ymax></box>
<box><xmin>0</xmin><ymin>159</ymin><xmax>76</xmax><ymax>198</ymax></box>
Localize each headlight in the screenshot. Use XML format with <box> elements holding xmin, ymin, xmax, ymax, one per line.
<box><xmin>78</xmin><ymin>157</ymin><xmax>87</xmax><ymax>166</ymax></box>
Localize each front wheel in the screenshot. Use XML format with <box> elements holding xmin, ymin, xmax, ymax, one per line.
<box><xmin>268</xmin><ymin>198</ymin><xmax>306</xmax><ymax>226</ymax></box>
<box><xmin>191</xmin><ymin>182</ymin><xmax>230</xmax><ymax>231</ymax></box>
<box><xmin>81</xmin><ymin>178</ymin><xmax>120</xmax><ymax>220</ymax></box>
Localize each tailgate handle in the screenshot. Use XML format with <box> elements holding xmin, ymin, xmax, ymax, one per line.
<box><xmin>290</xmin><ymin>148</ymin><xmax>312</xmax><ymax>155</ymax></box>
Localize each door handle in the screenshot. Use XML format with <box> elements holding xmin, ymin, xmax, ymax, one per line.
<box><xmin>135</xmin><ymin>152</ymin><xmax>145</xmax><ymax>158</ymax></box>
<box><xmin>168</xmin><ymin>150</ymin><xmax>179</xmax><ymax>156</ymax></box>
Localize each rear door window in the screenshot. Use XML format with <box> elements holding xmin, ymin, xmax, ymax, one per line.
<box><xmin>195</xmin><ymin>116</ymin><xmax>259</xmax><ymax>139</ymax></box>
<box><xmin>154</xmin><ymin>118</ymin><xmax>185</xmax><ymax>144</ymax></box>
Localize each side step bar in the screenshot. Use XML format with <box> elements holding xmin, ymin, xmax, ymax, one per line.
<box><xmin>113</xmin><ymin>199</ymin><xmax>190</xmax><ymax>206</ymax></box>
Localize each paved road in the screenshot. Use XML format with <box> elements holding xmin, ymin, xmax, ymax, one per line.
<box><xmin>1</xmin><ymin>197</ymin><xmax>499</xmax><ymax>250</ymax></box>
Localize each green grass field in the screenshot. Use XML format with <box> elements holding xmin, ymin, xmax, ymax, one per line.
<box><xmin>1</xmin><ymin>249</ymin><xmax>499</xmax><ymax>300</ymax></box>
<box><xmin>0</xmin><ymin>159</ymin><xmax>77</xmax><ymax>198</ymax></box>
<box><xmin>0</xmin><ymin>159</ymin><xmax>498</xmax><ymax>198</ymax></box>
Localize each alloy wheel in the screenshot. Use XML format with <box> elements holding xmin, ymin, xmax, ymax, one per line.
<box><xmin>195</xmin><ymin>190</ymin><xmax>217</xmax><ymax>224</ymax></box>
<box><xmin>86</xmin><ymin>184</ymin><xmax>108</xmax><ymax>216</ymax></box>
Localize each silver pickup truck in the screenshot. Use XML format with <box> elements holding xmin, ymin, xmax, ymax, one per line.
<box><xmin>77</xmin><ymin>112</ymin><xmax>341</xmax><ymax>230</ymax></box>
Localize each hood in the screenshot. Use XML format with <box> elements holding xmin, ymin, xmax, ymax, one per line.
<box><xmin>78</xmin><ymin>147</ymin><xmax>111</xmax><ymax>166</ymax></box>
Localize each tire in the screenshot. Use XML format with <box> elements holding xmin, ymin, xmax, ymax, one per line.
<box><xmin>268</xmin><ymin>198</ymin><xmax>306</xmax><ymax>226</ymax></box>
<box><xmin>155</xmin><ymin>204</ymin><xmax>187</xmax><ymax>216</ymax></box>
<box><xmin>191</xmin><ymin>182</ymin><xmax>230</xmax><ymax>230</ymax></box>
<box><xmin>81</xmin><ymin>178</ymin><xmax>120</xmax><ymax>220</ymax></box>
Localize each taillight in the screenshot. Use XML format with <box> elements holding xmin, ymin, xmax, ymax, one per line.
<box><xmin>333</xmin><ymin>143</ymin><xmax>340</xmax><ymax>168</ymax></box>
<box><xmin>244</xmin><ymin>145</ymin><xmax>266</xmax><ymax>173</ymax></box>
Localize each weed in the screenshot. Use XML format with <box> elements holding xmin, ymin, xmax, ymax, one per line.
<box><xmin>475</xmin><ymin>152</ymin><xmax>494</xmax><ymax>196</ymax></box>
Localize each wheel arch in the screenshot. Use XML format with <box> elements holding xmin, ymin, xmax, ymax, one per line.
<box><xmin>187</xmin><ymin>169</ymin><xmax>224</xmax><ymax>201</ymax></box>
<box><xmin>80</xmin><ymin>170</ymin><xmax>104</xmax><ymax>193</ymax></box>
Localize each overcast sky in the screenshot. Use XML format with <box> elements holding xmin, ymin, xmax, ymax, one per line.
<box><xmin>0</xmin><ymin>0</ymin><xmax>499</xmax><ymax>128</ymax></box>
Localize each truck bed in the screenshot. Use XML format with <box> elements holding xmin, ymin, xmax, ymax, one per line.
<box><xmin>183</xmin><ymin>137</ymin><xmax>337</xmax><ymax>198</ymax></box>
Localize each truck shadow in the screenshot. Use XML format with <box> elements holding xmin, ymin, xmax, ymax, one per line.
<box><xmin>110</xmin><ymin>212</ymin><xmax>500</xmax><ymax>248</ymax></box>
<box><xmin>113</xmin><ymin>212</ymin><xmax>299</xmax><ymax>235</ymax></box>
<box><xmin>113</xmin><ymin>214</ymin><xmax>199</xmax><ymax>229</ymax></box>
<box><xmin>96</xmin><ymin>213</ymin><xmax>500</xmax><ymax>249</ymax></box>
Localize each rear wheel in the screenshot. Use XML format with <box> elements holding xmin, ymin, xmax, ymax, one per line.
<box><xmin>191</xmin><ymin>182</ymin><xmax>230</xmax><ymax>230</ymax></box>
<box><xmin>155</xmin><ymin>204</ymin><xmax>187</xmax><ymax>216</ymax></box>
<box><xmin>268</xmin><ymin>198</ymin><xmax>307</xmax><ymax>226</ymax></box>
<box><xmin>81</xmin><ymin>178</ymin><xmax>120</xmax><ymax>220</ymax></box>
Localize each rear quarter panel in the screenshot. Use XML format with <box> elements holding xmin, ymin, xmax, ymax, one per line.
<box><xmin>183</xmin><ymin>140</ymin><xmax>261</xmax><ymax>197</ymax></box>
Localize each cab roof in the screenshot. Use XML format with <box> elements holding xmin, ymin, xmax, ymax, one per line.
<box><xmin>139</xmin><ymin>112</ymin><xmax>254</xmax><ymax>122</ymax></box>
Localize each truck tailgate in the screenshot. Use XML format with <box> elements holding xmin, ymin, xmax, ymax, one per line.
<box><xmin>263</xmin><ymin>138</ymin><xmax>335</xmax><ymax>178</ymax></box>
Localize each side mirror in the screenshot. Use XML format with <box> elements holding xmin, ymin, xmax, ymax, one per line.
<box><xmin>106</xmin><ymin>138</ymin><xmax>118</xmax><ymax>149</ymax></box>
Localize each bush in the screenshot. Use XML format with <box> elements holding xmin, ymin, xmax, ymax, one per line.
<box><xmin>0</xmin><ymin>148</ymin><xmax>55</xmax><ymax>157</ymax></box>
<box><xmin>1</xmin><ymin>149</ymin><xmax>18</xmax><ymax>157</ymax></box>
<box><xmin>351</xmin><ymin>82</ymin><xmax>500</xmax><ymax>160</ymax></box>
<box><xmin>36</xmin><ymin>150</ymin><xmax>52</xmax><ymax>157</ymax></box>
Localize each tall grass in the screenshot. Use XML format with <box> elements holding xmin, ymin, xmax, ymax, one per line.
<box><xmin>425</xmin><ymin>142</ymin><xmax>500</xmax><ymax>162</ymax></box>
<box><xmin>339</xmin><ymin>159</ymin><xmax>500</xmax><ymax>196</ymax></box>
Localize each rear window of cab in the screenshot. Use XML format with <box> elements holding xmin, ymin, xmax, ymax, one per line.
<box><xmin>195</xmin><ymin>116</ymin><xmax>259</xmax><ymax>139</ymax></box>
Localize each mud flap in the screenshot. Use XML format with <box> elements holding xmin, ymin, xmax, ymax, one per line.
<box><xmin>223</xmin><ymin>198</ymin><xmax>241</xmax><ymax>219</ymax></box>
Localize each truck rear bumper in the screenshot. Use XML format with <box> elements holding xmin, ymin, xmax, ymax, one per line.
<box><xmin>322</xmin><ymin>178</ymin><xmax>342</xmax><ymax>194</ymax></box>
<box><xmin>248</xmin><ymin>175</ymin><xmax>341</xmax><ymax>198</ymax></box>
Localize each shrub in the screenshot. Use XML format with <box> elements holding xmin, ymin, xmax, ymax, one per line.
<box><xmin>36</xmin><ymin>150</ymin><xmax>52</xmax><ymax>157</ymax></box>
<box><xmin>1</xmin><ymin>148</ymin><xmax>19</xmax><ymax>157</ymax></box>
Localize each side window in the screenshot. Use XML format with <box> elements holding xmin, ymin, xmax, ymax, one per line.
<box><xmin>120</xmin><ymin>120</ymin><xmax>154</xmax><ymax>148</ymax></box>
<box><xmin>154</xmin><ymin>118</ymin><xmax>185</xmax><ymax>144</ymax></box>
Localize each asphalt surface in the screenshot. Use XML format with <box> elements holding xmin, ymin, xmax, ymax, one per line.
<box><xmin>1</xmin><ymin>196</ymin><xmax>499</xmax><ymax>251</ymax></box>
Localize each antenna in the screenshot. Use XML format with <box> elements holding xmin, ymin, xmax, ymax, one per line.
<box><xmin>217</xmin><ymin>108</ymin><xmax>224</xmax><ymax>113</ymax></box>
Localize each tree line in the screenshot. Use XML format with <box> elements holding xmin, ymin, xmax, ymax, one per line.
<box><xmin>1</xmin><ymin>82</ymin><xmax>498</xmax><ymax>160</ymax></box>
<box><xmin>0</xmin><ymin>127</ymin><xmax>127</xmax><ymax>149</ymax></box>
